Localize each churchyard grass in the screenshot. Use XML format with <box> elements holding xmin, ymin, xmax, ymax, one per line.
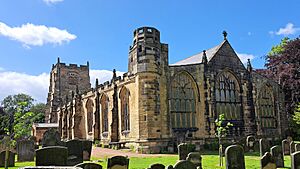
<box><xmin>11</xmin><ymin>152</ymin><xmax>292</xmax><ymax>169</ymax></box>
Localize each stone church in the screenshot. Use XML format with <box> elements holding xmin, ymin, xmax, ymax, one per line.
<box><xmin>45</xmin><ymin>27</ymin><xmax>287</xmax><ymax>152</ymax></box>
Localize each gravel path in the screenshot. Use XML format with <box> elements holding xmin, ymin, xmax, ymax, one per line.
<box><xmin>92</xmin><ymin>147</ymin><xmax>177</xmax><ymax>158</ymax></box>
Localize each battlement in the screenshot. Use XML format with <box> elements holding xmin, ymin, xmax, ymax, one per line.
<box><xmin>131</xmin><ymin>27</ymin><xmax>160</xmax><ymax>49</ymax></box>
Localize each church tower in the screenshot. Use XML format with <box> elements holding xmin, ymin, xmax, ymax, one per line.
<box><xmin>128</xmin><ymin>27</ymin><xmax>169</xmax><ymax>141</ymax></box>
<box><xmin>45</xmin><ymin>58</ymin><xmax>91</xmax><ymax>123</ymax></box>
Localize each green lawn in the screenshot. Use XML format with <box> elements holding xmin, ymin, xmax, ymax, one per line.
<box><xmin>10</xmin><ymin>152</ymin><xmax>292</xmax><ymax>169</ymax></box>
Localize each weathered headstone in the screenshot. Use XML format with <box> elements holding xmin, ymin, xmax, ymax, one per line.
<box><xmin>0</xmin><ymin>150</ymin><xmax>15</xmax><ymax>167</ymax></box>
<box><xmin>36</xmin><ymin>146</ymin><xmax>68</xmax><ymax>166</ymax></box>
<box><xmin>148</xmin><ymin>163</ymin><xmax>165</xmax><ymax>169</ymax></box>
<box><xmin>225</xmin><ymin>145</ymin><xmax>245</xmax><ymax>169</ymax></box>
<box><xmin>290</xmin><ymin>141</ymin><xmax>296</xmax><ymax>155</ymax></box>
<box><xmin>66</xmin><ymin>139</ymin><xmax>83</xmax><ymax>165</ymax></box>
<box><xmin>282</xmin><ymin>139</ymin><xmax>290</xmax><ymax>155</ymax></box>
<box><xmin>178</xmin><ymin>143</ymin><xmax>195</xmax><ymax>160</ymax></box>
<box><xmin>166</xmin><ymin>165</ymin><xmax>174</xmax><ymax>169</ymax></box>
<box><xmin>291</xmin><ymin>151</ymin><xmax>300</xmax><ymax>169</ymax></box>
<box><xmin>261</xmin><ymin>152</ymin><xmax>276</xmax><ymax>169</ymax></box>
<box><xmin>41</xmin><ymin>128</ymin><xmax>62</xmax><ymax>147</ymax></box>
<box><xmin>82</xmin><ymin>140</ymin><xmax>92</xmax><ymax>161</ymax></box>
<box><xmin>75</xmin><ymin>162</ymin><xmax>103</xmax><ymax>169</ymax></box>
<box><xmin>260</xmin><ymin>139</ymin><xmax>270</xmax><ymax>157</ymax></box>
<box><xmin>186</xmin><ymin>152</ymin><xmax>202</xmax><ymax>169</ymax></box>
<box><xmin>246</xmin><ymin>136</ymin><xmax>255</xmax><ymax>152</ymax></box>
<box><xmin>17</xmin><ymin>139</ymin><xmax>35</xmax><ymax>162</ymax></box>
<box><xmin>295</xmin><ymin>143</ymin><xmax>300</xmax><ymax>152</ymax></box>
<box><xmin>270</xmin><ymin>145</ymin><xmax>284</xmax><ymax>168</ymax></box>
<box><xmin>173</xmin><ymin>160</ymin><xmax>196</xmax><ymax>169</ymax></box>
<box><xmin>107</xmin><ymin>155</ymin><xmax>129</xmax><ymax>169</ymax></box>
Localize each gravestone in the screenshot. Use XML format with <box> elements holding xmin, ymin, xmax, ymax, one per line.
<box><xmin>246</xmin><ymin>136</ymin><xmax>255</xmax><ymax>152</ymax></box>
<box><xmin>290</xmin><ymin>141</ymin><xmax>296</xmax><ymax>155</ymax></box>
<box><xmin>66</xmin><ymin>139</ymin><xmax>83</xmax><ymax>165</ymax></box>
<box><xmin>186</xmin><ymin>152</ymin><xmax>202</xmax><ymax>169</ymax></box>
<box><xmin>0</xmin><ymin>150</ymin><xmax>15</xmax><ymax>167</ymax></box>
<box><xmin>295</xmin><ymin>143</ymin><xmax>300</xmax><ymax>152</ymax></box>
<box><xmin>148</xmin><ymin>163</ymin><xmax>165</xmax><ymax>169</ymax></box>
<box><xmin>82</xmin><ymin>140</ymin><xmax>92</xmax><ymax>161</ymax></box>
<box><xmin>75</xmin><ymin>162</ymin><xmax>103</xmax><ymax>169</ymax></box>
<box><xmin>173</xmin><ymin>160</ymin><xmax>196</xmax><ymax>169</ymax></box>
<box><xmin>17</xmin><ymin>139</ymin><xmax>35</xmax><ymax>162</ymax></box>
<box><xmin>282</xmin><ymin>139</ymin><xmax>290</xmax><ymax>155</ymax></box>
<box><xmin>291</xmin><ymin>151</ymin><xmax>300</xmax><ymax>169</ymax></box>
<box><xmin>36</xmin><ymin>146</ymin><xmax>68</xmax><ymax>166</ymax></box>
<box><xmin>260</xmin><ymin>139</ymin><xmax>270</xmax><ymax>157</ymax></box>
<box><xmin>41</xmin><ymin>128</ymin><xmax>62</xmax><ymax>147</ymax></box>
<box><xmin>225</xmin><ymin>145</ymin><xmax>245</xmax><ymax>169</ymax></box>
<box><xmin>166</xmin><ymin>166</ymin><xmax>174</xmax><ymax>169</ymax></box>
<box><xmin>178</xmin><ymin>143</ymin><xmax>195</xmax><ymax>160</ymax></box>
<box><xmin>107</xmin><ymin>155</ymin><xmax>129</xmax><ymax>169</ymax></box>
<box><xmin>261</xmin><ymin>152</ymin><xmax>276</xmax><ymax>169</ymax></box>
<box><xmin>270</xmin><ymin>145</ymin><xmax>284</xmax><ymax>168</ymax></box>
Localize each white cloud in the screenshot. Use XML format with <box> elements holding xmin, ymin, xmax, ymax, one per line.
<box><xmin>271</xmin><ymin>23</ymin><xmax>300</xmax><ymax>36</ymax></box>
<box><xmin>90</xmin><ymin>70</ymin><xmax>125</xmax><ymax>87</ymax></box>
<box><xmin>0</xmin><ymin>69</ymin><xmax>125</xmax><ymax>103</ymax></box>
<box><xmin>0</xmin><ymin>71</ymin><xmax>49</xmax><ymax>103</ymax></box>
<box><xmin>0</xmin><ymin>22</ymin><xmax>76</xmax><ymax>47</ymax></box>
<box><xmin>43</xmin><ymin>0</ymin><xmax>64</xmax><ymax>4</ymax></box>
<box><xmin>237</xmin><ymin>53</ymin><xmax>255</xmax><ymax>64</ymax></box>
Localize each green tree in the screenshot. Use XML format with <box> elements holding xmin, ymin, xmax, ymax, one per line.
<box><xmin>292</xmin><ymin>102</ymin><xmax>300</xmax><ymax>140</ymax></box>
<box><xmin>30</xmin><ymin>103</ymin><xmax>46</xmax><ymax>123</ymax></box>
<box><xmin>215</xmin><ymin>113</ymin><xmax>233</xmax><ymax>166</ymax></box>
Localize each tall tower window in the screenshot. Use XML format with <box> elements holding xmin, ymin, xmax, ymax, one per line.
<box><xmin>100</xmin><ymin>94</ymin><xmax>109</xmax><ymax>133</ymax></box>
<box><xmin>215</xmin><ymin>72</ymin><xmax>241</xmax><ymax>120</ymax></box>
<box><xmin>257</xmin><ymin>86</ymin><xmax>275</xmax><ymax>128</ymax></box>
<box><xmin>120</xmin><ymin>87</ymin><xmax>130</xmax><ymax>131</ymax></box>
<box><xmin>86</xmin><ymin>99</ymin><xmax>93</xmax><ymax>133</ymax></box>
<box><xmin>170</xmin><ymin>72</ymin><xmax>197</xmax><ymax>129</ymax></box>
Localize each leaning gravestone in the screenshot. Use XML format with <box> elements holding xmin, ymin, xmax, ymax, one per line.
<box><xmin>186</xmin><ymin>152</ymin><xmax>202</xmax><ymax>169</ymax></box>
<box><xmin>261</xmin><ymin>152</ymin><xmax>276</xmax><ymax>169</ymax></box>
<box><xmin>107</xmin><ymin>155</ymin><xmax>129</xmax><ymax>169</ymax></box>
<box><xmin>0</xmin><ymin>150</ymin><xmax>15</xmax><ymax>167</ymax></box>
<box><xmin>246</xmin><ymin>136</ymin><xmax>256</xmax><ymax>152</ymax></box>
<box><xmin>295</xmin><ymin>144</ymin><xmax>300</xmax><ymax>152</ymax></box>
<box><xmin>178</xmin><ymin>143</ymin><xmax>195</xmax><ymax>160</ymax></box>
<box><xmin>66</xmin><ymin>139</ymin><xmax>83</xmax><ymax>165</ymax></box>
<box><xmin>148</xmin><ymin>163</ymin><xmax>165</xmax><ymax>169</ymax></box>
<box><xmin>291</xmin><ymin>151</ymin><xmax>300</xmax><ymax>169</ymax></box>
<box><xmin>290</xmin><ymin>141</ymin><xmax>296</xmax><ymax>155</ymax></box>
<box><xmin>282</xmin><ymin>139</ymin><xmax>290</xmax><ymax>155</ymax></box>
<box><xmin>17</xmin><ymin>139</ymin><xmax>35</xmax><ymax>162</ymax></box>
<box><xmin>260</xmin><ymin>139</ymin><xmax>270</xmax><ymax>157</ymax></box>
<box><xmin>75</xmin><ymin>162</ymin><xmax>103</xmax><ymax>169</ymax></box>
<box><xmin>270</xmin><ymin>145</ymin><xmax>284</xmax><ymax>168</ymax></box>
<box><xmin>225</xmin><ymin>145</ymin><xmax>245</xmax><ymax>169</ymax></box>
<box><xmin>36</xmin><ymin>146</ymin><xmax>68</xmax><ymax>166</ymax></box>
<box><xmin>41</xmin><ymin>128</ymin><xmax>62</xmax><ymax>147</ymax></box>
<box><xmin>173</xmin><ymin>160</ymin><xmax>196</xmax><ymax>169</ymax></box>
<box><xmin>82</xmin><ymin>140</ymin><xmax>93</xmax><ymax>161</ymax></box>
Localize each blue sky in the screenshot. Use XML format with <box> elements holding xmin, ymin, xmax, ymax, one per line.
<box><xmin>0</xmin><ymin>0</ymin><xmax>299</xmax><ymax>103</ymax></box>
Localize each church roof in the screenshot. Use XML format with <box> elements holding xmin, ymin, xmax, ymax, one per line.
<box><xmin>170</xmin><ymin>40</ymin><xmax>226</xmax><ymax>66</ymax></box>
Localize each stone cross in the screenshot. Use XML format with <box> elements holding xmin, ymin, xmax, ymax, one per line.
<box><xmin>270</xmin><ymin>145</ymin><xmax>284</xmax><ymax>168</ymax></box>
<box><xmin>291</xmin><ymin>151</ymin><xmax>300</xmax><ymax>169</ymax></box>
<box><xmin>225</xmin><ymin>145</ymin><xmax>245</xmax><ymax>169</ymax></box>
<box><xmin>261</xmin><ymin>152</ymin><xmax>276</xmax><ymax>169</ymax></box>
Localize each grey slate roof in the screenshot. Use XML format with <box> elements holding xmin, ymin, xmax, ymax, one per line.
<box><xmin>170</xmin><ymin>40</ymin><xmax>226</xmax><ymax>66</ymax></box>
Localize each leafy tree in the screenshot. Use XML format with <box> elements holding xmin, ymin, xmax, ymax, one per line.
<box><xmin>215</xmin><ymin>113</ymin><xmax>233</xmax><ymax>166</ymax></box>
<box><xmin>292</xmin><ymin>102</ymin><xmax>300</xmax><ymax>140</ymax></box>
<box><xmin>30</xmin><ymin>103</ymin><xmax>46</xmax><ymax>123</ymax></box>
<box><xmin>260</xmin><ymin>37</ymin><xmax>300</xmax><ymax>116</ymax></box>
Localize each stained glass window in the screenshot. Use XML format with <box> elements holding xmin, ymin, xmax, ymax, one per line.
<box><xmin>100</xmin><ymin>94</ymin><xmax>109</xmax><ymax>133</ymax></box>
<box><xmin>257</xmin><ymin>86</ymin><xmax>275</xmax><ymax>128</ymax></box>
<box><xmin>120</xmin><ymin>87</ymin><xmax>130</xmax><ymax>131</ymax></box>
<box><xmin>86</xmin><ymin>99</ymin><xmax>93</xmax><ymax>133</ymax></box>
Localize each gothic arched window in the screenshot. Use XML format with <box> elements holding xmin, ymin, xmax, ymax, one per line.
<box><xmin>257</xmin><ymin>86</ymin><xmax>275</xmax><ymax>128</ymax></box>
<box><xmin>86</xmin><ymin>99</ymin><xmax>93</xmax><ymax>133</ymax></box>
<box><xmin>120</xmin><ymin>87</ymin><xmax>130</xmax><ymax>131</ymax></box>
<box><xmin>170</xmin><ymin>72</ymin><xmax>197</xmax><ymax>129</ymax></box>
<box><xmin>100</xmin><ymin>94</ymin><xmax>109</xmax><ymax>133</ymax></box>
<box><xmin>215</xmin><ymin>72</ymin><xmax>241</xmax><ymax>120</ymax></box>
